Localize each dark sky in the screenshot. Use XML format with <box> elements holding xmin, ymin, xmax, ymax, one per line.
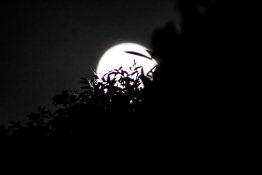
<box><xmin>0</xmin><ymin>0</ymin><xmax>175</xmax><ymax>125</ymax></box>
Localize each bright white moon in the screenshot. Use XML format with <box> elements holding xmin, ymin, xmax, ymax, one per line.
<box><xmin>97</xmin><ymin>43</ymin><xmax>157</xmax><ymax>79</ymax></box>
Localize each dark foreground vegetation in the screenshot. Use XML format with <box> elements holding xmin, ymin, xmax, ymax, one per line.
<box><xmin>1</xmin><ymin>0</ymin><xmax>249</xmax><ymax>138</ymax></box>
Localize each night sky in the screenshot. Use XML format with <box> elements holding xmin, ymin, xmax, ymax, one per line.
<box><xmin>0</xmin><ymin>0</ymin><xmax>175</xmax><ymax>124</ymax></box>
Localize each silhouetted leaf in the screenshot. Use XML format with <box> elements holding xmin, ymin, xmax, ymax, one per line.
<box><xmin>125</xmin><ymin>51</ymin><xmax>152</xmax><ymax>60</ymax></box>
<box><xmin>91</xmin><ymin>67</ymin><xmax>97</xmax><ymax>74</ymax></box>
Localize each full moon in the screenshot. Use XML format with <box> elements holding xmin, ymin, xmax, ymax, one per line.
<box><xmin>97</xmin><ymin>43</ymin><xmax>157</xmax><ymax>79</ymax></box>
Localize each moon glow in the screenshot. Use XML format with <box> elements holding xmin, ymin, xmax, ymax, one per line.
<box><xmin>97</xmin><ymin>43</ymin><xmax>157</xmax><ymax>79</ymax></box>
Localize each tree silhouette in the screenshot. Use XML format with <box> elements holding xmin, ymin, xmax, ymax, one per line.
<box><xmin>150</xmin><ymin>0</ymin><xmax>247</xmax><ymax>135</ymax></box>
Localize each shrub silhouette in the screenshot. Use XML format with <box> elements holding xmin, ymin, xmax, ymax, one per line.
<box><xmin>5</xmin><ymin>62</ymin><xmax>156</xmax><ymax>136</ymax></box>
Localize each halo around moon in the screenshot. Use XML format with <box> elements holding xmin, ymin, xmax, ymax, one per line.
<box><xmin>97</xmin><ymin>43</ymin><xmax>157</xmax><ymax>79</ymax></box>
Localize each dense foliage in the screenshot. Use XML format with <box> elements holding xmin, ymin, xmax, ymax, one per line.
<box><xmin>1</xmin><ymin>62</ymin><xmax>156</xmax><ymax>136</ymax></box>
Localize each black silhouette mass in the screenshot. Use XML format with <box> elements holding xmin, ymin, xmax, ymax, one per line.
<box><xmin>0</xmin><ymin>0</ymin><xmax>248</xmax><ymax>137</ymax></box>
